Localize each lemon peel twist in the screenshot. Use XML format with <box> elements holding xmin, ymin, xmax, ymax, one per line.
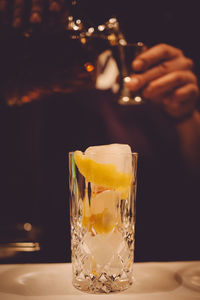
<box><xmin>74</xmin><ymin>151</ymin><xmax>132</xmax><ymax>193</ymax></box>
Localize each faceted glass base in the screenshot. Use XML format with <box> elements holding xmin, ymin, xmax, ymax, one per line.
<box><xmin>71</xmin><ymin>228</ymin><xmax>135</xmax><ymax>294</ymax></box>
<box><xmin>73</xmin><ymin>274</ymin><xmax>133</xmax><ymax>293</ymax></box>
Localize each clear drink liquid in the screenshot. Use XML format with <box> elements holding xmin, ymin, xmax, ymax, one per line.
<box><xmin>69</xmin><ymin>149</ymin><xmax>137</xmax><ymax>293</ymax></box>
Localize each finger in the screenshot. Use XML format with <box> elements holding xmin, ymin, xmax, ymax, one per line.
<box><xmin>12</xmin><ymin>0</ymin><xmax>24</xmax><ymax>27</ymax></box>
<box><xmin>127</xmin><ymin>56</ymin><xmax>194</xmax><ymax>92</ymax></box>
<box><xmin>30</xmin><ymin>0</ymin><xmax>43</xmax><ymax>24</ymax></box>
<box><xmin>171</xmin><ymin>83</ymin><xmax>199</xmax><ymax>103</ymax></box>
<box><xmin>143</xmin><ymin>71</ymin><xmax>197</xmax><ymax>101</ymax></box>
<box><xmin>163</xmin><ymin>84</ymin><xmax>199</xmax><ymax>118</ymax></box>
<box><xmin>132</xmin><ymin>43</ymin><xmax>183</xmax><ymax>72</ymax></box>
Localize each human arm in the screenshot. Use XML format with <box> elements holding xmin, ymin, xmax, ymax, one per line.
<box><xmin>127</xmin><ymin>43</ymin><xmax>200</xmax><ymax>169</ymax></box>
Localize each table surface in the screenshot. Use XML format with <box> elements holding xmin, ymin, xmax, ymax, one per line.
<box><xmin>0</xmin><ymin>261</ymin><xmax>200</xmax><ymax>300</ymax></box>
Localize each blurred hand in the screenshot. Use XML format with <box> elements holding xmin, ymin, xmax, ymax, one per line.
<box><xmin>127</xmin><ymin>44</ymin><xmax>199</xmax><ymax>119</ymax></box>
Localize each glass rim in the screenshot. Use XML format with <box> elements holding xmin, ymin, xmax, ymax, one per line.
<box><xmin>69</xmin><ymin>151</ymin><xmax>138</xmax><ymax>156</ymax></box>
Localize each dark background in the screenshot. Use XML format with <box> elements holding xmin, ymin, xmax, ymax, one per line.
<box><xmin>0</xmin><ymin>0</ymin><xmax>200</xmax><ymax>263</ymax></box>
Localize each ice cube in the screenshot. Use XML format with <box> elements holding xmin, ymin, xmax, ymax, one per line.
<box><xmin>83</xmin><ymin>232</ymin><xmax>112</xmax><ymax>265</ymax></box>
<box><xmin>85</xmin><ymin>144</ymin><xmax>132</xmax><ymax>174</ymax></box>
<box><xmin>91</xmin><ymin>190</ymin><xmax>120</xmax><ymax>215</ymax></box>
<box><xmin>84</xmin><ymin>231</ymin><xmax>123</xmax><ymax>266</ymax></box>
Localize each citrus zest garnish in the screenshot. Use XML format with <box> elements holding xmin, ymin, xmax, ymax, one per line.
<box><xmin>82</xmin><ymin>210</ymin><xmax>115</xmax><ymax>234</ymax></box>
<box><xmin>82</xmin><ymin>190</ymin><xmax>121</xmax><ymax>234</ymax></box>
<box><xmin>74</xmin><ymin>151</ymin><xmax>132</xmax><ymax>192</ymax></box>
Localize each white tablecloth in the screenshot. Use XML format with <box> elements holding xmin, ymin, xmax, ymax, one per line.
<box><xmin>0</xmin><ymin>261</ymin><xmax>200</xmax><ymax>299</ymax></box>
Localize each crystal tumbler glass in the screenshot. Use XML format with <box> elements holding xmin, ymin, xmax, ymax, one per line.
<box><xmin>69</xmin><ymin>149</ymin><xmax>138</xmax><ymax>293</ymax></box>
